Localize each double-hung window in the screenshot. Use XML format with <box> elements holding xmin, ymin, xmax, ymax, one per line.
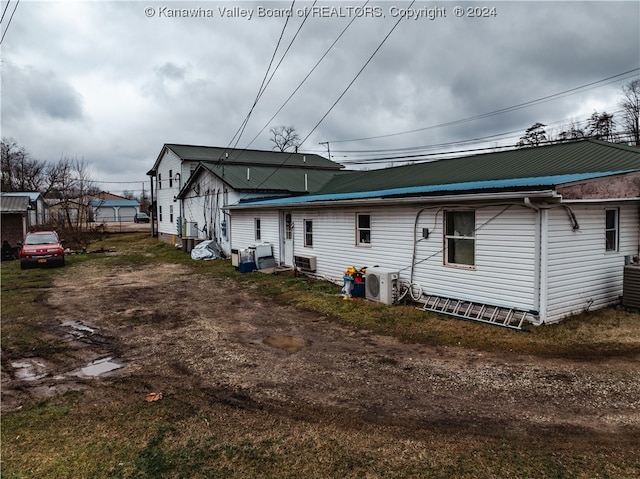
<box><xmin>444</xmin><ymin>210</ymin><xmax>475</xmax><ymax>267</ymax></box>
<box><xmin>356</xmin><ymin>213</ymin><xmax>371</xmax><ymax>246</ymax></box>
<box><xmin>605</xmin><ymin>208</ymin><xmax>619</xmax><ymax>251</ymax></box>
<box><xmin>304</xmin><ymin>219</ymin><xmax>313</xmax><ymax>247</ymax></box>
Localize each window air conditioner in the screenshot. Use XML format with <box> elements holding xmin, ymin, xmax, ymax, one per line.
<box><xmin>294</xmin><ymin>254</ymin><xmax>317</xmax><ymax>272</ymax></box>
<box><xmin>365</xmin><ymin>267</ymin><xmax>399</xmax><ymax>305</ymax></box>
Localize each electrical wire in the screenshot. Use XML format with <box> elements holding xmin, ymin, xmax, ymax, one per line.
<box><xmin>298</xmin><ymin>0</ymin><xmax>417</xmax><ymax>150</ymax></box>
<box><xmin>226</xmin><ymin>0</ymin><xmax>297</xmax><ymax>152</ymax></box>
<box><xmin>1</xmin><ymin>0</ymin><xmax>12</xmax><ymax>24</ymax></box>
<box><xmin>242</xmin><ymin>0</ymin><xmax>369</xmax><ymax>151</ymax></box>
<box><xmin>235</xmin><ymin>0</ymin><xmax>415</xmax><ymax>199</ymax></box>
<box><xmin>0</xmin><ymin>0</ymin><xmax>20</xmax><ymax>45</ymax></box>
<box><xmin>326</xmin><ymin>68</ymin><xmax>640</xmax><ymax>145</ymax></box>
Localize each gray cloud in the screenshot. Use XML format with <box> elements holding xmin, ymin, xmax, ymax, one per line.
<box><xmin>1</xmin><ymin>0</ymin><xmax>638</xmax><ymax>193</ymax></box>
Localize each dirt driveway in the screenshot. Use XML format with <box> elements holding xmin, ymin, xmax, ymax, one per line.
<box><xmin>3</xmin><ymin>260</ymin><xmax>639</xmax><ymax>448</ymax></box>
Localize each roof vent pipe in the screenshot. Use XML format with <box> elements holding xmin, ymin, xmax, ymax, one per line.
<box><xmin>305</xmin><ymin>173</ymin><xmax>308</xmax><ymax>191</ymax></box>
<box><xmin>303</xmin><ymin>155</ymin><xmax>306</xmax><ymax>163</ymax></box>
<box><xmin>247</xmin><ymin>168</ymin><xmax>250</xmax><ymax>181</ymax></box>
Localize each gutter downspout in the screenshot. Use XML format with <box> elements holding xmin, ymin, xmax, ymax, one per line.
<box><xmin>524</xmin><ymin>197</ymin><xmax>547</xmax><ymax>324</ymax></box>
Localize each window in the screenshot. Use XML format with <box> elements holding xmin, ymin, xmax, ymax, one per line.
<box><xmin>285</xmin><ymin>213</ymin><xmax>293</xmax><ymax>240</ymax></box>
<box><xmin>356</xmin><ymin>213</ymin><xmax>371</xmax><ymax>245</ymax></box>
<box><xmin>159</xmin><ymin>205</ymin><xmax>163</xmax><ymax>222</ymax></box>
<box><xmin>169</xmin><ymin>205</ymin><xmax>174</xmax><ymax>224</ymax></box>
<box><xmin>255</xmin><ymin>218</ymin><xmax>261</xmax><ymax>241</ymax></box>
<box><xmin>444</xmin><ymin>210</ymin><xmax>475</xmax><ymax>267</ymax></box>
<box><xmin>605</xmin><ymin>208</ymin><xmax>619</xmax><ymax>251</ymax></box>
<box><xmin>158</xmin><ymin>173</ymin><xmax>162</xmax><ymax>189</ymax></box>
<box><xmin>169</xmin><ymin>170</ymin><xmax>173</xmax><ymax>188</ymax></box>
<box><xmin>304</xmin><ymin>219</ymin><xmax>313</xmax><ymax>247</ymax></box>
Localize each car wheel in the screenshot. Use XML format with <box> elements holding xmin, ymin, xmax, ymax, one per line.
<box><xmin>20</xmin><ymin>261</ymin><xmax>28</xmax><ymax>270</ymax></box>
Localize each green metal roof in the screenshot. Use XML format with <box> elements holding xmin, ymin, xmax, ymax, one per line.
<box><xmin>317</xmin><ymin>140</ymin><xmax>640</xmax><ymax>195</ymax></box>
<box><xmin>164</xmin><ymin>144</ymin><xmax>343</xmax><ymax>170</ymax></box>
<box><xmin>198</xmin><ymin>163</ymin><xmax>340</xmax><ymax>193</ymax></box>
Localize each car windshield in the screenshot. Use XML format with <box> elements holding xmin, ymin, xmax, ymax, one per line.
<box><xmin>25</xmin><ymin>234</ymin><xmax>58</xmax><ymax>245</ymax></box>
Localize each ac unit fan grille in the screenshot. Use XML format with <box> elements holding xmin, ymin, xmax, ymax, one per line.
<box><xmin>367</xmin><ymin>274</ymin><xmax>380</xmax><ymax>298</ymax></box>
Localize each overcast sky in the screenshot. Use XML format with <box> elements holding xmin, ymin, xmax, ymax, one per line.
<box><xmin>1</xmin><ymin>0</ymin><xmax>639</xmax><ymax>196</ymax></box>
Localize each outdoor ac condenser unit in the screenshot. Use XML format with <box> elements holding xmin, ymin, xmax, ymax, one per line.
<box><xmin>622</xmin><ymin>264</ymin><xmax>640</xmax><ymax>309</ymax></box>
<box><xmin>294</xmin><ymin>254</ymin><xmax>317</xmax><ymax>272</ymax></box>
<box><xmin>365</xmin><ymin>267</ymin><xmax>399</xmax><ymax>305</ymax></box>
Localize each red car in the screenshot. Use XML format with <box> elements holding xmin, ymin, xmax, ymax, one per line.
<box><xmin>19</xmin><ymin>231</ymin><xmax>65</xmax><ymax>269</ymax></box>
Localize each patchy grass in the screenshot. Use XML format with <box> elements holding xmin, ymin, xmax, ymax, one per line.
<box><xmin>3</xmin><ymin>383</ymin><xmax>638</xmax><ymax>479</ymax></box>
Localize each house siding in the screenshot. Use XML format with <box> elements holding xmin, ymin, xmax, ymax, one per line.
<box><xmin>545</xmin><ymin>203</ymin><xmax>639</xmax><ymax>322</ymax></box>
<box><xmin>230</xmin><ymin>209</ymin><xmax>281</xmax><ymax>260</ymax></box>
<box><xmin>230</xmin><ymin>203</ymin><xmax>539</xmax><ymax>311</ymax></box>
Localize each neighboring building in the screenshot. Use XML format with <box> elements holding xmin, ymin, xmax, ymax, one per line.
<box><xmin>226</xmin><ymin>140</ymin><xmax>640</xmax><ymax>324</ymax></box>
<box><xmin>147</xmin><ymin>143</ymin><xmax>344</xmax><ymax>254</ymax></box>
<box><xmin>90</xmin><ymin>192</ymin><xmax>140</xmax><ymax>222</ymax></box>
<box><xmin>0</xmin><ymin>192</ymin><xmax>49</xmax><ymax>245</ymax></box>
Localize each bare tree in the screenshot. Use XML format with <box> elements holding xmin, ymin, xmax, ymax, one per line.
<box><xmin>554</xmin><ymin>119</ymin><xmax>585</xmax><ymax>143</ymax></box>
<box><xmin>269</xmin><ymin>125</ymin><xmax>301</xmax><ymax>152</ymax></box>
<box><xmin>49</xmin><ymin>157</ymin><xmax>100</xmax><ymax>232</ymax></box>
<box><xmin>516</xmin><ymin>122</ymin><xmax>548</xmax><ymax>148</ymax></box>
<box><xmin>1</xmin><ymin>138</ymin><xmax>46</xmax><ymax>191</ymax></box>
<box><xmin>619</xmin><ymin>79</ymin><xmax>640</xmax><ymax>146</ymax></box>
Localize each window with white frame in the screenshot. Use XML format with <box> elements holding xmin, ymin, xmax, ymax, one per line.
<box><xmin>605</xmin><ymin>208</ymin><xmax>619</xmax><ymax>251</ymax></box>
<box><xmin>169</xmin><ymin>169</ymin><xmax>173</xmax><ymax>188</ymax></box>
<box><xmin>444</xmin><ymin>210</ymin><xmax>475</xmax><ymax>267</ymax></box>
<box><xmin>304</xmin><ymin>219</ymin><xmax>313</xmax><ymax>247</ymax></box>
<box><xmin>169</xmin><ymin>205</ymin><xmax>174</xmax><ymax>224</ymax></box>
<box><xmin>356</xmin><ymin>213</ymin><xmax>371</xmax><ymax>245</ymax></box>
<box><xmin>158</xmin><ymin>173</ymin><xmax>162</xmax><ymax>189</ymax></box>
<box><xmin>255</xmin><ymin>218</ymin><xmax>261</xmax><ymax>241</ymax></box>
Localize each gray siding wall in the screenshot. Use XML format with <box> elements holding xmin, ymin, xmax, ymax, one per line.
<box><xmin>546</xmin><ymin>203</ymin><xmax>639</xmax><ymax>322</ymax></box>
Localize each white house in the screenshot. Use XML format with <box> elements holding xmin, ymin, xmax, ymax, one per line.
<box><xmin>147</xmin><ymin>143</ymin><xmax>344</xmax><ymax>254</ymax></box>
<box><xmin>225</xmin><ymin>140</ymin><xmax>640</xmax><ymax>325</ymax></box>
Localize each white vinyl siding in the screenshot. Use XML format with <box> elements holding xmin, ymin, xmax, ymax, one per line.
<box><xmin>236</xmin><ymin>204</ymin><xmax>538</xmax><ymax>311</ymax></box>
<box><xmin>228</xmin><ymin>209</ymin><xmax>281</xmax><ymax>260</ymax></box>
<box><xmin>545</xmin><ymin>204</ymin><xmax>638</xmax><ymax>322</ymax></box>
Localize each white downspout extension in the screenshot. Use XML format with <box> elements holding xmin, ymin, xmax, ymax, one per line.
<box><xmin>524</xmin><ymin>197</ymin><xmax>548</xmax><ymax>324</ymax></box>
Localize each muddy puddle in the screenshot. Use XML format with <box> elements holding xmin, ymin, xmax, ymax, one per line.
<box><xmin>11</xmin><ymin>359</ymin><xmax>50</xmax><ymax>381</ymax></box>
<box><xmin>70</xmin><ymin>356</ymin><xmax>123</xmax><ymax>377</ymax></box>
<box><xmin>9</xmin><ymin>320</ymin><xmax>124</xmax><ymax>385</ymax></box>
<box><xmin>263</xmin><ymin>335</ymin><xmax>312</xmax><ymax>354</ymax></box>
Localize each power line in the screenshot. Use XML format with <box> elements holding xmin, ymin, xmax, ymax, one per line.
<box><xmin>236</xmin><ymin>2</ymin><xmax>414</xmax><ymax>198</ymax></box>
<box><xmin>1</xmin><ymin>0</ymin><xmax>12</xmax><ymax>24</ymax></box>
<box><xmin>298</xmin><ymin>0</ymin><xmax>417</xmax><ymax>149</ymax></box>
<box><xmin>242</xmin><ymin>0</ymin><xmax>366</xmax><ymax>151</ymax></box>
<box><xmin>0</xmin><ymin>0</ymin><xmax>20</xmax><ymax>45</ymax></box>
<box><xmin>327</xmin><ymin>68</ymin><xmax>640</xmax><ymax>145</ymax></box>
<box><xmin>333</xmin><ymin>105</ymin><xmax>627</xmax><ymax>160</ymax></box>
<box><xmin>226</xmin><ymin>0</ymin><xmax>297</xmax><ymax>152</ymax></box>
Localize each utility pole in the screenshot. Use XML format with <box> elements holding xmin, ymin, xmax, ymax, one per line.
<box><xmin>319</xmin><ymin>141</ymin><xmax>331</xmax><ymax>160</ymax></box>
